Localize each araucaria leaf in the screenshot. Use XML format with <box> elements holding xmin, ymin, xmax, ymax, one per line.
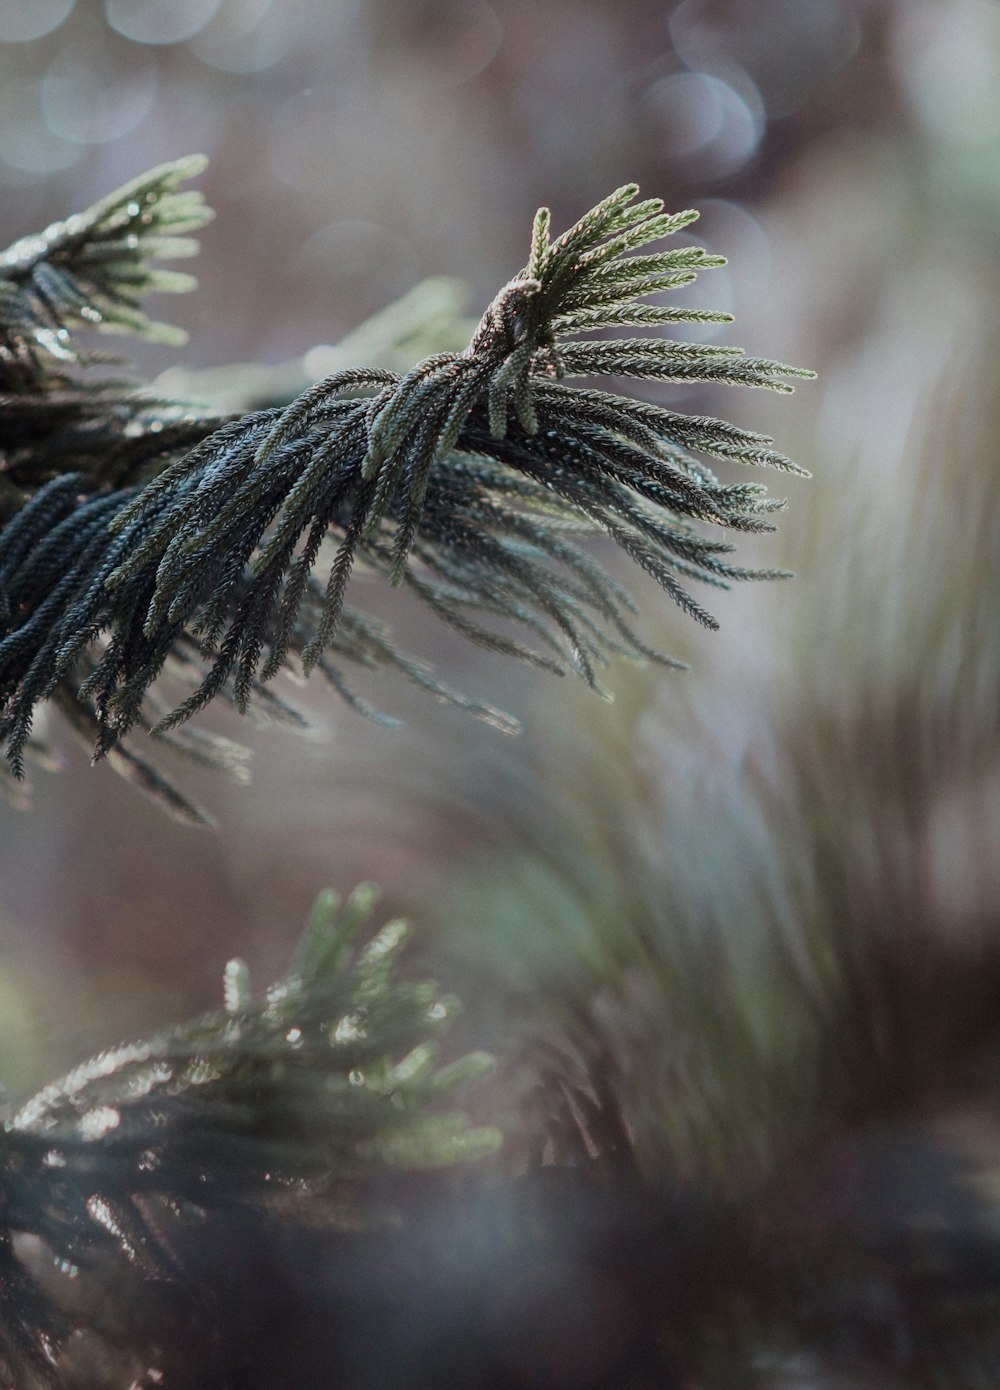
<box><xmin>0</xmin><ymin>886</ymin><xmax>497</xmax><ymax>1386</ymax></box>
<box><xmin>0</xmin><ymin>164</ymin><xmax>812</xmax><ymax>818</ymax></box>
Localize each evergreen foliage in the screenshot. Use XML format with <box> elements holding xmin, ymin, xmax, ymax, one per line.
<box><xmin>3</xmin><ymin>853</ymin><xmax>1000</xmax><ymax>1386</ymax></box>
<box><xmin>23</xmin><ymin>157</ymin><xmax>1000</xmax><ymax>1388</ymax></box>
<box><xmin>0</xmin><ymin>156</ymin><xmax>214</xmax><ymax>503</ymax></box>
<box><xmin>0</xmin><ymin>886</ymin><xmax>498</xmax><ymax>1387</ymax></box>
<box><xmin>0</xmin><ymin>161</ymin><xmax>811</xmax><ymax>821</ymax></box>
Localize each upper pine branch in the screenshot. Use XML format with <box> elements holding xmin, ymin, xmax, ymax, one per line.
<box><xmin>0</xmin><ymin>154</ymin><xmax>211</xmax><ymax>388</ymax></box>
<box><xmin>0</xmin><ymin>163</ymin><xmax>812</xmax><ymax>821</ymax></box>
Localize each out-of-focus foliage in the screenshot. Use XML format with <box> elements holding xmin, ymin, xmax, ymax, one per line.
<box><xmin>0</xmin><ymin>885</ymin><xmax>497</xmax><ymax>1387</ymax></box>
<box><xmin>405</xmin><ymin>289</ymin><xmax>1000</xmax><ymax>1389</ymax></box>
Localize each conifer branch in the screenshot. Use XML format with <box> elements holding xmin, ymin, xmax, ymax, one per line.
<box><xmin>0</xmin><ymin>154</ymin><xmax>211</xmax><ymax>387</ymax></box>
<box><xmin>0</xmin><ymin>886</ymin><xmax>498</xmax><ymax>1385</ymax></box>
<box><xmin>0</xmin><ymin>163</ymin><xmax>812</xmax><ymax>818</ymax></box>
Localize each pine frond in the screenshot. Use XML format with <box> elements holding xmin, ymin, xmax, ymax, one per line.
<box><xmin>0</xmin><ymin>155</ymin><xmax>215</xmax><ymax>516</ymax></box>
<box><xmin>0</xmin><ymin>167</ymin><xmax>812</xmax><ymax>817</ymax></box>
<box><xmin>0</xmin><ymin>154</ymin><xmax>211</xmax><ymax>389</ymax></box>
<box><xmin>0</xmin><ymin>886</ymin><xmax>497</xmax><ymax>1385</ymax></box>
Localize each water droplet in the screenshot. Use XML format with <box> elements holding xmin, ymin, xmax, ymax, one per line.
<box><xmin>332</xmin><ymin>1012</ymin><xmax>364</xmax><ymax>1043</ymax></box>
<box><xmin>78</xmin><ymin>1105</ymin><xmax>122</xmax><ymax>1141</ymax></box>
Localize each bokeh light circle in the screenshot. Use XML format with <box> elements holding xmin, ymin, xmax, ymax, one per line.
<box><xmin>0</xmin><ymin>76</ymin><xmax>79</xmax><ymax>177</ymax></box>
<box><xmin>669</xmin><ymin>0</ymin><xmax>860</xmax><ymax>118</ymax></box>
<box><xmin>104</xmin><ymin>0</ymin><xmax>222</xmax><ymax>46</ymax></box>
<box><xmin>292</xmin><ymin>220</ymin><xmax>420</xmax><ymax>308</ymax></box>
<box><xmin>646</xmin><ymin>70</ymin><xmax>763</xmax><ymax>179</ymax></box>
<box><xmin>189</xmin><ymin>0</ymin><xmax>307</xmax><ymax>74</ymax></box>
<box><xmin>43</xmin><ymin>41</ymin><xmax>158</xmax><ymax>145</ymax></box>
<box><xmin>0</xmin><ymin>0</ymin><xmax>75</xmax><ymax>44</ymax></box>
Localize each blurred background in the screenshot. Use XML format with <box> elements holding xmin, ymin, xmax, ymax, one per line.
<box><xmin>0</xmin><ymin>0</ymin><xmax>998</xmax><ymax>1155</ymax></box>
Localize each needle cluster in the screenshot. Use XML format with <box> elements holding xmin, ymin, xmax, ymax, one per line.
<box><xmin>0</xmin><ymin>162</ymin><xmax>811</xmax><ymax>821</ymax></box>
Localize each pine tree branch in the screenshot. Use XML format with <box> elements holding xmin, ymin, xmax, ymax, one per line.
<box><xmin>0</xmin><ymin>163</ymin><xmax>812</xmax><ymax>819</ymax></box>
<box><xmin>0</xmin><ymin>886</ymin><xmax>498</xmax><ymax>1385</ymax></box>
<box><xmin>0</xmin><ymin>155</ymin><xmax>211</xmax><ymax>387</ymax></box>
